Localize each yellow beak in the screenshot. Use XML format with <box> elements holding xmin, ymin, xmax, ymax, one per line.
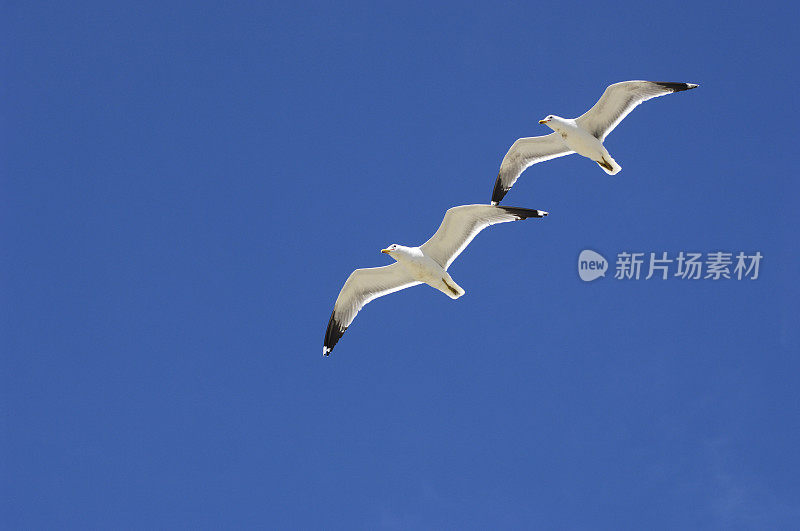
<box><xmin>381</xmin><ymin>249</ymin><xmax>390</xmax><ymax>254</ymax></box>
<box><xmin>539</xmin><ymin>119</ymin><xmax>549</xmax><ymax>124</ymax></box>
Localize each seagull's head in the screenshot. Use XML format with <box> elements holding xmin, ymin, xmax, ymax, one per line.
<box><xmin>539</xmin><ymin>114</ymin><xmax>558</xmax><ymax>126</ymax></box>
<box><xmin>380</xmin><ymin>244</ymin><xmax>400</xmax><ymax>258</ymax></box>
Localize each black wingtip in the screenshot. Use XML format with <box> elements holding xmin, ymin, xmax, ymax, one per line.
<box><xmin>323</xmin><ymin>309</ymin><xmax>346</xmax><ymax>356</ymax></box>
<box><xmin>654</xmin><ymin>81</ymin><xmax>699</xmax><ymax>92</ymax></box>
<box><xmin>491</xmin><ymin>172</ymin><xmax>509</xmax><ymax>205</ymax></box>
<box><xmin>497</xmin><ymin>206</ymin><xmax>548</xmax><ymax>219</ymax></box>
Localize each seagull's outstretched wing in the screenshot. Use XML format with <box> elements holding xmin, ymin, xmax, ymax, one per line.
<box><xmin>491</xmin><ymin>133</ymin><xmax>573</xmax><ymax>204</ymax></box>
<box><xmin>576</xmin><ymin>81</ymin><xmax>698</xmax><ymax>141</ymax></box>
<box><xmin>420</xmin><ymin>204</ymin><xmax>547</xmax><ymax>270</ymax></box>
<box><xmin>324</xmin><ymin>264</ymin><xmax>421</xmax><ymax>355</ymax></box>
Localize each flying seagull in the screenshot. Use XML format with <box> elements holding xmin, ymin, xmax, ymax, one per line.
<box><xmin>323</xmin><ymin>204</ymin><xmax>548</xmax><ymax>355</ymax></box>
<box><xmin>491</xmin><ymin>80</ymin><xmax>699</xmax><ymax>204</ymax></box>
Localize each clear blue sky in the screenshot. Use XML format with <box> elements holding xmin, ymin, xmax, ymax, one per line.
<box><xmin>2</xmin><ymin>1</ymin><xmax>798</xmax><ymax>528</ymax></box>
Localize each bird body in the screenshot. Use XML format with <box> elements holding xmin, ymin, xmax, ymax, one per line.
<box><xmin>383</xmin><ymin>245</ymin><xmax>465</xmax><ymax>299</ymax></box>
<box><xmin>541</xmin><ymin>116</ymin><xmax>621</xmax><ymax>174</ymax></box>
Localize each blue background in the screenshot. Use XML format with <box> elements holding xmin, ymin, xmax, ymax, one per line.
<box><xmin>2</xmin><ymin>1</ymin><xmax>798</xmax><ymax>528</ymax></box>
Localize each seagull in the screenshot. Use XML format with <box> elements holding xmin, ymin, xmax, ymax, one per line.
<box><xmin>491</xmin><ymin>80</ymin><xmax>699</xmax><ymax>204</ymax></box>
<box><xmin>323</xmin><ymin>204</ymin><xmax>548</xmax><ymax>355</ymax></box>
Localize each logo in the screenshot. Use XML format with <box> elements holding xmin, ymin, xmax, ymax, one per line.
<box><xmin>578</xmin><ymin>249</ymin><xmax>608</xmax><ymax>282</ymax></box>
<box><xmin>577</xmin><ymin>249</ymin><xmax>762</xmax><ymax>282</ymax></box>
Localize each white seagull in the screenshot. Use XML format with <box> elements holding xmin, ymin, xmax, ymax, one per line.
<box><xmin>323</xmin><ymin>204</ymin><xmax>548</xmax><ymax>355</ymax></box>
<box><xmin>491</xmin><ymin>80</ymin><xmax>699</xmax><ymax>204</ymax></box>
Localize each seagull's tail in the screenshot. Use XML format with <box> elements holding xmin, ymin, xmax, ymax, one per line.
<box><xmin>438</xmin><ymin>275</ymin><xmax>465</xmax><ymax>299</ymax></box>
<box><xmin>597</xmin><ymin>156</ymin><xmax>621</xmax><ymax>175</ymax></box>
